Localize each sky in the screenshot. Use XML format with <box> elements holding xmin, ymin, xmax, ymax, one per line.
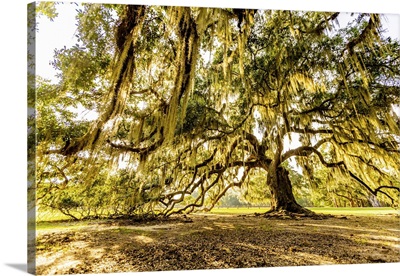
<box><xmin>0</xmin><ymin>1</ymin><xmax>400</xmax><ymax>276</ymax></box>
<box><xmin>36</xmin><ymin>2</ymin><xmax>400</xmax><ymax>82</ymax></box>
<box><xmin>36</xmin><ymin>2</ymin><xmax>80</xmax><ymax>83</ymax></box>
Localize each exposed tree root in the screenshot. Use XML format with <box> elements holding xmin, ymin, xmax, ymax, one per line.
<box><xmin>98</xmin><ymin>213</ymin><xmax>194</xmax><ymax>226</ymax></box>
<box><xmin>254</xmin><ymin>207</ymin><xmax>334</xmax><ymax>220</ymax></box>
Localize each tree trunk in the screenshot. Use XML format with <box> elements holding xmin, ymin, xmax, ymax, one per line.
<box><xmin>267</xmin><ymin>166</ymin><xmax>313</xmax><ymax>215</ymax></box>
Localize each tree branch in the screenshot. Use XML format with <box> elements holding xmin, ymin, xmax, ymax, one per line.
<box><xmin>291</xmin><ymin>127</ymin><xmax>333</xmax><ymax>135</ymax></box>
<box><xmin>107</xmin><ymin>138</ymin><xmax>164</xmax><ymax>155</ymax></box>
<box><xmin>281</xmin><ymin>138</ymin><xmax>332</xmax><ymax>163</ymax></box>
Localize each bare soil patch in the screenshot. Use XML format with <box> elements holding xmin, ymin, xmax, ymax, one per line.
<box><xmin>35</xmin><ymin>214</ymin><xmax>400</xmax><ymax>275</ymax></box>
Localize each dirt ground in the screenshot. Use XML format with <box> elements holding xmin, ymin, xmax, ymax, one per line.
<box><xmin>35</xmin><ymin>213</ymin><xmax>400</xmax><ymax>275</ymax></box>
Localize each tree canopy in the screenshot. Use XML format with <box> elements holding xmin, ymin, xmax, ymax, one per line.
<box><xmin>30</xmin><ymin>3</ymin><xmax>400</xmax><ymax>219</ymax></box>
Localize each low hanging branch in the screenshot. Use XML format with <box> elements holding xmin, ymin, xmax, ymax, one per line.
<box><xmin>160</xmin><ymin>134</ymin><xmax>265</xmax><ymax>216</ymax></box>
<box><xmin>347</xmin><ymin>171</ymin><xmax>398</xmax><ymax>204</ymax></box>
<box><xmin>282</xmin><ymin>139</ymin><xmax>399</xmax><ymax>204</ymax></box>
<box><xmin>204</xmin><ymin>166</ymin><xmax>251</xmax><ymax>211</ymax></box>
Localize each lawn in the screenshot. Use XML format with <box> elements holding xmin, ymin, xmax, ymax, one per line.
<box><xmin>36</xmin><ymin>209</ymin><xmax>78</xmax><ymax>223</ymax></box>
<box><xmin>209</xmin><ymin>207</ymin><xmax>398</xmax><ymax>216</ymax></box>
<box><xmin>35</xmin><ymin>207</ymin><xmax>398</xmax><ymax>225</ymax></box>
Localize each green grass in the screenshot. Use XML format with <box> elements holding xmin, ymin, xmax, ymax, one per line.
<box><xmin>36</xmin><ymin>210</ymin><xmax>78</xmax><ymax>222</ymax></box>
<box><xmin>35</xmin><ymin>210</ymin><xmax>97</xmax><ymax>230</ymax></box>
<box><xmin>209</xmin><ymin>207</ymin><xmax>271</xmax><ymax>215</ymax></box>
<box><xmin>209</xmin><ymin>207</ymin><xmax>399</xmax><ymax>216</ymax></box>
<box><xmin>309</xmin><ymin>207</ymin><xmax>398</xmax><ymax>216</ymax></box>
<box><xmin>35</xmin><ymin>207</ymin><xmax>398</xmax><ymax>230</ymax></box>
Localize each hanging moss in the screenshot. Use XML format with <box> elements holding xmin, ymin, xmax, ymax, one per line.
<box><xmin>38</xmin><ymin>8</ymin><xmax>400</xmax><ymax>217</ymax></box>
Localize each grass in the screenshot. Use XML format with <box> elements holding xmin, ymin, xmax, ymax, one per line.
<box><xmin>34</xmin><ymin>207</ymin><xmax>398</xmax><ymax>230</ymax></box>
<box><xmin>309</xmin><ymin>207</ymin><xmax>398</xmax><ymax>216</ymax></box>
<box><xmin>36</xmin><ymin>209</ymin><xmax>78</xmax><ymax>222</ymax></box>
<box><xmin>209</xmin><ymin>207</ymin><xmax>399</xmax><ymax>216</ymax></box>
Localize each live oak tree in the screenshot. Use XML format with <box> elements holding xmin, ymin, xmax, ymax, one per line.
<box><xmin>33</xmin><ymin>3</ymin><xmax>400</xmax><ymax>218</ymax></box>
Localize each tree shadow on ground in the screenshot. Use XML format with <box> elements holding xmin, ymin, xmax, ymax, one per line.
<box><xmin>35</xmin><ymin>214</ymin><xmax>400</xmax><ymax>275</ymax></box>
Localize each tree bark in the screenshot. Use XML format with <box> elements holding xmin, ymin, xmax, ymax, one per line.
<box><xmin>267</xmin><ymin>166</ymin><xmax>313</xmax><ymax>215</ymax></box>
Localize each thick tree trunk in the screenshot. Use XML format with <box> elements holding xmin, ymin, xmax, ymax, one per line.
<box><xmin>267</xmin><ymin>166</ymin><xmax>313</xmax><ymax>215</ymax></box>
